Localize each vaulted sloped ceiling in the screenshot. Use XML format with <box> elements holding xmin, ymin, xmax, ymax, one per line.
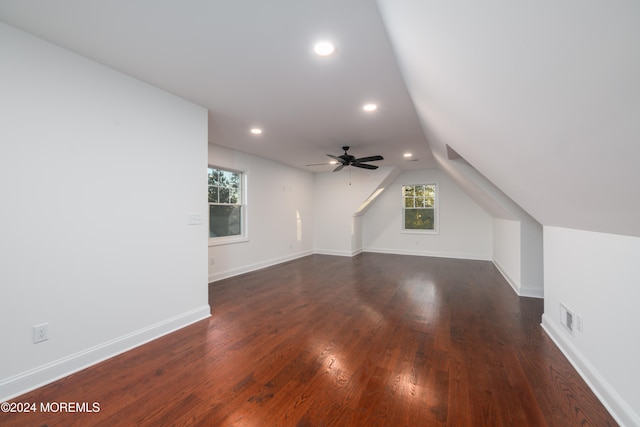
<box><xmin>377</xmin><ymin>0</ymin><xmax>640</xmax><ymax>237</ymax></box>
<box><xmin>2</xmin><ymin>1</ymin><xmax>639</xmax><ymax>236</ymax></box>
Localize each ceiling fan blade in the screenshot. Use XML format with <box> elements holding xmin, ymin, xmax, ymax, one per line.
<box><xmin>352</xmin><ymin>163</ymin><xmax>378</xmax><ymax>170</ymax></box>
<box><xmin>333</xmin><ymin>164</ymin><xmax>345</xmax><ymax>172</ymax></box>
<box><xmin>354</xmin><ymin>155</ymin><xmax>384</xmax><ymax>163</ymax></box>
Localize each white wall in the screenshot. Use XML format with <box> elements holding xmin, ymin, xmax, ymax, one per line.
<box><xmin>314</xmin><ymin>167</ymin><xmax>397</xmax><ymax>256</ymax></box>
<box><xmin>363</xmin><ymin>169</ymin><xmax>493</xmax><ymax>260</ymax></box>
<box><xmin>543</xmin><ymin>227</ymin><xmax>640</xmax><ymax>427</ymax></box>
<box><xmin>207</xmin><ymin>144</ymin><xmax>315</xmax><ymax>281</ymax></box>
<box><xmin>0</xmin><ymin>23</ymin><xmax>209</xmax><ymax>400</ymax></box>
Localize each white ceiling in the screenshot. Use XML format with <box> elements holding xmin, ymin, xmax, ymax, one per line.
<box><xmin>377</xmin><ymin>0</ymin><xmax>640</xmax><ymax>237</ymax></box>
<box><xmin>2</xmin><ymin>0</ymin><xmax>640</xmax><ymax>236</ymax></box>
<box><xmin>0</xmin><ymin>0</ymin><xmax>435</xmax><ymax>172</ymax></box>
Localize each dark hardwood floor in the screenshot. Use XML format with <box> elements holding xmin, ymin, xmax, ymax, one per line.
<box><xmin>1</xmin><ymin>253</ymin><xmax>617</xmax><ymax>426</ymax></box>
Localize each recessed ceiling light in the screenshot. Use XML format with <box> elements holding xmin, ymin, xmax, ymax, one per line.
<box><xmin>250</xmin><ymin>128</ymin><xmax>262</xmax><ymax>135</ymax></box>
<box><xmin>403</xmin><ymin>153</ymin><xmax>412</xmax><ymax>158</ymax></box>
<box><xmin>363</xmin><ymin>103</ymin><xmax>378</xmax><ymax>112</ymax></box>
<box><xmin>314</xmin><ymin>41</ymin><xmax>335</xmax><ymax>57</ymax></box>
<box><xmin>329</xmin><ymin>160</ymin><xmax>338</xmax><ymax>165</ymax></box>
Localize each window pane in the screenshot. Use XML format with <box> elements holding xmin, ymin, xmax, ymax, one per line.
<box><xmin>208</xmin><ymin>168</ymin><xmax>218</xmax><ymax>185</ymax></box>
<box><xmin>403</xmin><ymin>186</ymin><xmax>414</xmax><ymax>197</ymax></box>
<box><xmin>209</xmin><ymin>205</ymin><xmax>242</xmax><ymax>237</ymax></box>
<box><xmin>208</xmin><ymin>170</ymin><xmax>218</xmax><ymax>203</ymax></box>
<box><xmin>404</xmin><ymin>197</ymin><xmax>414</xmax><ymax>208</ymax></box>
<box><xmin>229</xmin><ymin>188</ymin><xmax>239</xmax><ymax>204</ymax></box>
<box><xmin>425</xmin><ymin>196</ymin><xmax>435</xmax><ymax>207</ymax></box>
<box><xmin>219</xmin><ymin>186</ymin><xmax>230</xmax><ymax>203</ymax></box>
<box><xmin>208</xmin><ymin>186</ymin><xmax>218</xmax><ymax>203</ymax></box>
<box><xmin>230</xmin><ymin>172</ymin><xmax>241</xmax><ymax>190</ymax></box>
<box><xmin>404</xmin><ymin>208</ymin><xmax>435</xmax><ymax>230</ymax></box>
<box><xmin>425</xmin><ymin>185</ymin><xmax>435</xmax><ymax>197</ymax></box>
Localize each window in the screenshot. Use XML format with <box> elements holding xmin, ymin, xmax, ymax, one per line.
<box><xmin>208</xmin><ymin>167</ymin><xmax>245</xmax><ymax>241</ymax></box>
<box><xmin>402</xmin><ymin>184</ymin><xmax>437</xmax><ymax>232</ymax></box>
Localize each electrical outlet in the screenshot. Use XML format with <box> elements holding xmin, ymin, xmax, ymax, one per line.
<box><xmin>33</xmin><ymin>323</ymin><xmax>49</xmax><ymax>343</ymax></box>
<box><xmin>210</xmin><ymin>257</ymin><xmax>215</xmax><ymax>265</ymax></box>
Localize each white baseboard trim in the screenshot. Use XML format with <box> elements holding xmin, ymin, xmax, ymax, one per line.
<box><xmin>518</xmin><ymin>286</ymin><xmax>544</xmax><ymax>299</ymax></box>
<box><xmin>541</xmin><ymin>314</ymin><xmax>639</xmax><ymax>427</ymax></box>
<box><xmin>209</xmin><ymin>248</ymin><xmax>491</xmax><ymax>283</ymax></box>
<box><xmin>0</xmin><ymin>305</ymin><xmax>211</xmax><ymax>403</ymax></box>
<box><xmin>492</xmin><ymin>260</ymin><xmax>543</xmax><ymax>299</ymax></box>
<box><xmin>492</xmin><ymin>258</ymin><xmax>521</xmax><ymax>294</ymax></box>
<box><xmin>208</xmin><ymin>250</ymin><xmax>314</xmax><ymax>282</ymax></box>
<box><xmin>313</xmin><ymin>249</ymin><xmax>362</xmax><ymax>257</ymax></box>
<box><xmin>363</xmin><ymin>247</ymin><xmax>492</xmax><ymax>261</ymax></box>
<box><xmin>493</xmin><ymin>259</ymin><xmax>544</xmax><ymax>298</ymax></box>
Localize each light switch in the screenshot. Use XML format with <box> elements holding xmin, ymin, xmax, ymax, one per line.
<box><xmin>187</xmin><ymin>213</ymin><xmax>203</xmax><ymax>225</ymax></box>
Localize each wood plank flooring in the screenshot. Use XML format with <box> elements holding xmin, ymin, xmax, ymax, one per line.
<box><xmin>1</xmin><ymin>253</ymin><xmax>618</xmax><ymax>426</ymax></box>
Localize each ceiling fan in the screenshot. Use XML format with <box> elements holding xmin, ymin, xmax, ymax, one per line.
<box><xmin>308</xmin><ymin>146</ymin><xmax>384</xmax><ymax>172</ymax></box>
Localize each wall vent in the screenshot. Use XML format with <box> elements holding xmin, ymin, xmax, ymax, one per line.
<box><xmin>560</xmin><ymin>303</ymin><xmax>574</xmax><ymax>335</ymax></box>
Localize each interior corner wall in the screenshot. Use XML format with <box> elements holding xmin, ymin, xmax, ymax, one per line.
<box><xmin>542</xmin><ymin>227</ymin><xmax>640</xmax><ymax>427</ymax></box>
<box><xmin>492</xmin><ymin>216</ymin><xmax>543</xmax><ymax>298</ymax></box>
<box><xmin>352</xmin><ymin>216</ymin><xmax>363</xmax><ymax>255</ymax></box>
<box><xmin>433</xmin><ymin>152</ymin><xmax>543</xmax><ymax>297</ymax></box>
<box><xmin>362</xmin><ymin>168</ymin><xmax>492</xmax><ymax>260</ymax></box>
<box><xmin>313</xmin><ymin>167</ymin><xmax>396</xmax><ymax>256</ymax></box>
<box><xmin>492</xmin><ymin>218</ymin><xmax>522</xmax><ymax>291</ymax></box>
<box><xmin>519</xmin><ymin>215</ymin><xmax>543</xmax><ymax>297</ymax></box>
<box><xmin>0</xmin><ymin>23</ymin><xmax>210</xmax><ymax>401</ymax></box>
<box><xmin>207</xmin><ymin>144</ymin><xmax>315</xmax><ymax>282</ymax></box>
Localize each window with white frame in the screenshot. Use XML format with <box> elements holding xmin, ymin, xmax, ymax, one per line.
<box><xmin>402</xmin><ymin>184</ymin><xmax>437</xmax><ymax>232</ymax></box>
<box><xmin>208</xmin><ymin>167</ymin><xmax>245</xmax><ymax>240</ymax></box>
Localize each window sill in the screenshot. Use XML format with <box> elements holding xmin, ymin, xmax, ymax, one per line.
<box><xmin>208</xmin><ymin>236</ymin><xmax>249</xmax><ymax>247</ymax></box>
<box><xmin>401</xmin><ymin>230</ymin><xmax>439</xmax><ymax>235</ymax></box>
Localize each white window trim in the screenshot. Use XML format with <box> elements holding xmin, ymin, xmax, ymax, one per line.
<box><xmin>401</xmin><ymin>182</ymin><xmax>439</xmax><ymax>235</ymax></box>
<box><xmin>208</xmin><ymin>166</ymin><xmax>249</xmax><ymax>247</ymax></box>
